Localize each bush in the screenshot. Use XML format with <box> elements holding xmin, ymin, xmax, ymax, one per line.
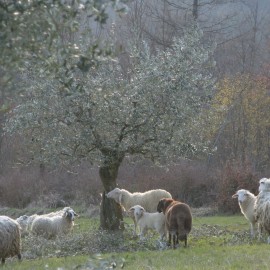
<box><xmin>217</xmin><ymin>160</ymin><xmax>258</xmax><ymax>213</ymax></box>
<box><xmin>0</xmin><ymin>158</ymin><xmax>218</xmax><ymax>209</ymax></box>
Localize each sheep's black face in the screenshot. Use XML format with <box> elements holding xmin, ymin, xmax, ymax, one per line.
<box><xmin>66</xmin><ymin>210</ymin><xmax>78</xmax><ymax>221</ymax></box>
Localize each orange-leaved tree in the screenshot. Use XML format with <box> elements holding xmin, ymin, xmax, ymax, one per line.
<box><xmin>209</xmin><ymin>74</ymin><xmax>270</xmax><ymax>169</ymax></box>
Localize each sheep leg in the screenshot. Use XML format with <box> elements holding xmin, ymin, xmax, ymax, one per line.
<box><xmin>167</xmin><ymin>233</ymin><xmax>171</xmax><ymax>247</ymax></box>
<box><xmin>250</xmin><ymin>223</ymin><xmax>255</xmax><ymax>238</ymax></box>
<box><xmin>133</xmin><ymin>222</ymin><xmax>137</xmax><ymax>236</ymax></box>
<box><xmin>267</xmin><ymin>236</ymin><xmax>270</xmax><ymax>244</ymax></box>
<box><xmin>257</xmin><ymin>223</ymin><xmax>263</xmax><ymax>240</ymax></box>
<box><xmin>132</xmin><ymin>216</ymin><xmax>138</xmax><ymax>236</ymax></box>
<box><xmin>173</xmin><ymin>234</ymin><xmax>177</xmax><ymax>249</ymax></box>
<box><xmin>18</xmin><ymin>254</ymin><xmax>22</xmax><ymax>261</ymax></box>
<box><xmin>1</xmin><ymin>258</ymin><xmax>5</xmax><ymax>264</ymax></box>
<box><xmin>140</xmin><ymin>227</ymin><xmax>149</xmax><ymax>240</ymax></box>
<box><xmin>184</xmin><ymin>235</ymin><xmax>187</xmax><ymax>247</ymax></box>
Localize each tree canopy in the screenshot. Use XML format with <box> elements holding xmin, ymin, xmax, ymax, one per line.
<box><xmin>5</xmin><ymin>25</ymin><xmax>216</xmax><ymax>168</ymax></box>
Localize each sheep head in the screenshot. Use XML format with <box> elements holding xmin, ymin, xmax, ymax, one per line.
<box><xmin>157</xmin><ymin>198</ymin><xmax>175</xmax><ymax>214</ymax></box>
<box><xmin>259</xmin><ymin>178</ymin><xmax>270</xmax><ymax>192</ymax></box>
<box><xmin>16</xmin><ymin>215</ymin><xmax>29</xmax><ymax>222</ymax></box>
<box><xmin>128</xmin><ymin>205</ymin><xmax>145</xmax><ymax>221</ymax></box>
<box><xmin>232</xmin><ymin>189</ymin><xmax>251</xmax><ymax>204</ymax></box>
<box><xmin>64</xmin><ymin>208</ymin><xmax>79</xmax><ymax>221</ymax></box>
<box><xmin>106</xmin><ymin>188</ymin><xmax>123</xmax><ymax>204</ymax></box>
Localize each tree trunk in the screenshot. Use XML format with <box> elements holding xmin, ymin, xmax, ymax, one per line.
<box><xmin>99</xmin><ymin>162</ymin><xmax>124</xmax><ymax>230</ymax></box>
<box><xmin>193</xmin><ymin>0</ymin><xmax>198</xmax><ymax>20</ymax></box>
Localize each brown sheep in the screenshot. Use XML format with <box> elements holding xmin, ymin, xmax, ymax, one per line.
<box><xmin>157</xmin><ymin>198</ymin><xmax>192</xmax><ymax>249</ymax></box>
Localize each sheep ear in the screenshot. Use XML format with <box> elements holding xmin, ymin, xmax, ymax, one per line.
<box><xmin>128</xmin><ymin>207</ymin><xmax>135</xmax><ymax>213</ymax></box>
<box><xmin>232</xmin><ymin>194</ymin><xmax>238</xmax><ymax>198</ymax></box>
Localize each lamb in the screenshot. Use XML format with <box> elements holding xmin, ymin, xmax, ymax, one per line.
<box><xmin>128</xmin><ymin>205</ymin><xmax>165</xmax><ymax>240</ymax></box>
<box><xmin>0</xmin><ymin>216</ymin><xmax>22</xmax><ymax>264</ymax></box>
<box><xmin>157</xmin><ymin>198</ymin><xmax>192</xmax><ymax>249</ymax></box>
<box><xmin>31</xmin><ymin>207</ymin><xmax>78</xmax><ymax>239</ymax></box>
<box><xmin>254</xmin><ymin>178</ymin><xmax>270</xmax><ymax>243</ymax></box>
<box><xmin>106</xmin><ymin>187</ymin><xmax>172</xmax><ymax>234</ymax></box>
<box><xmin>232</xmin><ymin>189</ymin><xmax>259</xmax><ymax>238</ymax></box>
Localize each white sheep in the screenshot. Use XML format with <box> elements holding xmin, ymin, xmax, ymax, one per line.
<box><xmin>128</xmin><ymin>205</ymin><xmax>165</xmax><ymax>240</ymax></box>
<box><xmin>106</xmin><ymin>188</ymin><xmax>172</xmax><ymax>212</ymax></box>
<box><xmin>0</xmin><ymin>216</ymin><xmax>22</xmax><ymax>264</ymax></box>
<box><xmin>16</xmin><ymin>207</ymin><xmax>73</xmax><ymax>237</ymax></box>
<box><xmin>255</xmin><ymin>178</ymin><xmax>270</xmax><ymax>243</ymax></box>
<box><xmin>16</xmin><ymin>214</ymin><xmax>39</xmax><ymax>236</ymax></box>
<box><xmin>258</xmin><ymin>178</ymin><xmax>270</xmax><ymax>192</ymax></box>
<box><xmin>232</xmin><ymin>189</ymin><xmax>260</xmax><ymax>238</ymax></box>
<box><xmin>16</xmin><ymin>215</ymin><xmax>29</xmax><ymax>236</ymax></box>
<box><xmin>106</xmin><ymin>187</ymin><xmax>172</xmax><ymax>234</ymax></box>
<box><xmin>31</xmin><ymin>207</ymin><xmax>78</xmax><ymax>239</ymax></box>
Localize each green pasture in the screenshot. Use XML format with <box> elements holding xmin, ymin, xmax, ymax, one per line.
<box><xmin>3</xmin><ymin>212</ymin><xmax>270</xmax><ymax>270</ymax></box>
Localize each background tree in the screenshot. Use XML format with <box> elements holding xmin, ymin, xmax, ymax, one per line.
<box><xmin>5</xmin><ymin>24</ymin><xmax>216</xmax><ymax>229</ymax></box>
<box><xmin>207</xmin><ymin>75</ymin><xmax>270</xmax><ymax>169</ymax></box>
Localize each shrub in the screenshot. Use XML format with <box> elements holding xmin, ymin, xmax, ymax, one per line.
<box><xmin>217</xmin><ymin>160</ymin><xmax>258</xmax><ymax>213</ymax></box>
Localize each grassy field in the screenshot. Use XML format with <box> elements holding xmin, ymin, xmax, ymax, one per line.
<box><xmin>3</xmin><ymin>211</ymin><xmax>270</xmax><ymax>269</ymax></box>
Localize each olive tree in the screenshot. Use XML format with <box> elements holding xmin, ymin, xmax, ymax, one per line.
<box><xmin>5</xmin><ymin>24</ymin><xmax>216</xmax><ymax>229</ymax></box>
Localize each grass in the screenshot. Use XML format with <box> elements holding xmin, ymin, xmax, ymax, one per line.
<box><xmin>3</xmin><ymin>211</ymin><xmax>270</xmax><ymax>269</ymax></box>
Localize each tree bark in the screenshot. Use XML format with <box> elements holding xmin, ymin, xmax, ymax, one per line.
<box><xmin>193</xmin><ymin>0</ymin><xmax>198</xmax><ymax>20</ymax></box>
<box><xmin>99</xmin><ymin>161</ymin><xmax>124</xmax><ymax>230</ymax></box>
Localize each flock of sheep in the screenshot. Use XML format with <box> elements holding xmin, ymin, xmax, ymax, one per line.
<box><xmin>106</xmin><ymin>188</ymin><xmax>192</xmax><ymax>249</ymax></box>
<box><xmin>0</xmin><ymin>207</ymin><xmax>78</xmax><ymax>264</ymax></box>
<box><xmin>2</xmin><ymin>177</ymin><xmax>270</xmax><ymax>264</ymax></box>
<box><xmin>232</xmin><ymin>177</ymin><xmax>270</xmax><ymax>243</ymax></box>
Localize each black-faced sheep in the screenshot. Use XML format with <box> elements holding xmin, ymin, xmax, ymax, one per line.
<box><xmin>128</xmin><ymin>205</ymin><xmax>165</xmax><ymax>240</ymax></box>
<box><xmin>16</xmin><ymin>207</ymin><xmax>69</xmax><ymax>236</ymax></box>
<box><xmin>232</xmin><ymin>189</ymin><xmax>260</xmax><ymax>238</ymax></box>
<box><xmin>31</xmin><ymin>207</ymin><xmax>78</xmax><ymax>239</ymax></box>
<box><xmin>157</xmin><ymin>198</ymin><xmax>192</xmax><ymax>249</ymax></box>
<box><xmin>0</xmin><ymin>216</ymin><xmax>22</xmax><ymax>264</ymax></box>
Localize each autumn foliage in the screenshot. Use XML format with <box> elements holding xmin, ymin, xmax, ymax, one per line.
<box><xmin>209</xmin><ymin>75</ymin><xmax>270</xmax><ymax>169</ymax></box>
